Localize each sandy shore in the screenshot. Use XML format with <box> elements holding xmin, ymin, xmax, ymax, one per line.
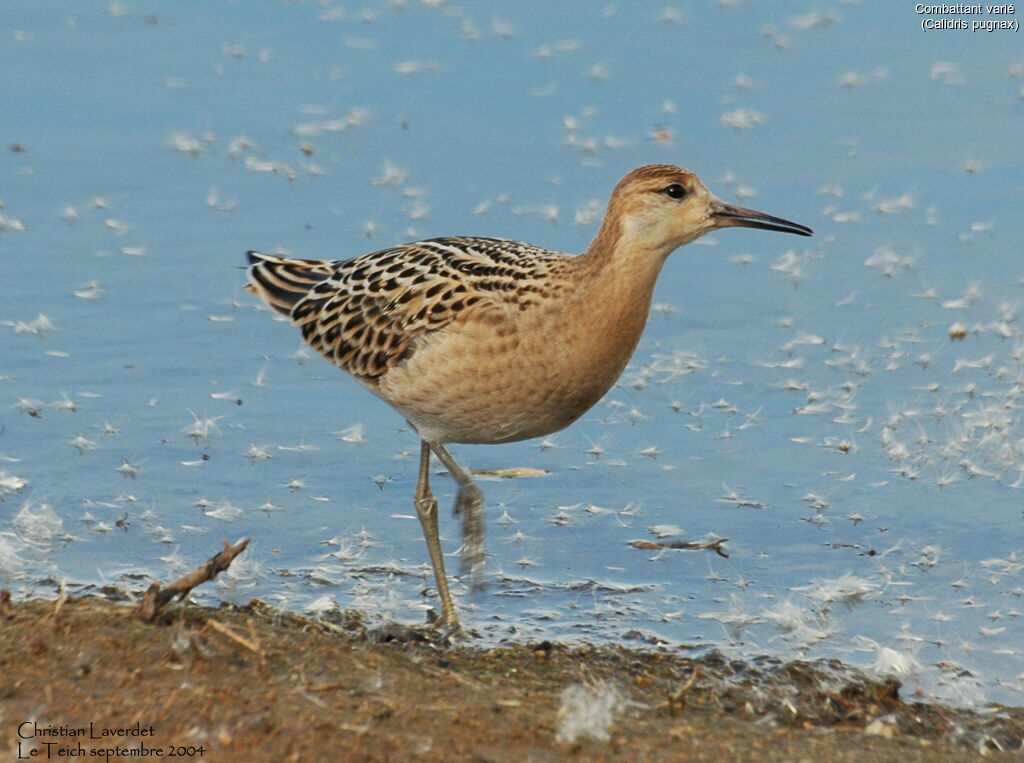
<box><xmin>1</xmin><ymin>595</ymin><xmax>1021</xmax><ymax>761</ymax></box>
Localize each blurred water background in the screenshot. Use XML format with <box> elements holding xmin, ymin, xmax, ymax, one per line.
<box><xmin>2</xmin><ymin>1</ymin><xmax>1022</xmax><ymax>708</ymax></box>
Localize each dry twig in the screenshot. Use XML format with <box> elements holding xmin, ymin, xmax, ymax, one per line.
<box><xmin>203</xmin><ymin>616</ymin><xmax>268</xmax><ymax>675</ymax></box>
<box><xmin>136</xmin><ymin>538</ymin><xmax>251</xmax><ymax>621</ymax></box>
<box><xmin>656</xmin><ymin>664</ymin><xmax>701</xmax><ymax>715</ymax></box>
<box><xmin>51</xmin><ymin>579</ymin><xmax>68</xmax><ymax>620</ymax></box>
<box><xmin>630</xmin><ymin>537</ymin><xmax>729</xmax><ymax>558</ymax></box>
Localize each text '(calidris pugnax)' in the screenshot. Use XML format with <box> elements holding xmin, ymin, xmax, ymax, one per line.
<box><xmin>245</xmin><ymin>164</ymin><xmax>812</xmax><ymax>636</ymax></box>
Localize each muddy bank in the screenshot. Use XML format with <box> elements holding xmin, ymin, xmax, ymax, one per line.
<box><xmin>1</xmin><ymin>595</ymin><xmax>1021</xmax><ymax>761</ymax></box>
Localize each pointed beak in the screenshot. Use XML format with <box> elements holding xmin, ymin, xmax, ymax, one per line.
<box><xmin>711</xmin><ymin>198</ymin><xmax>813</xmax><ymax>237</ymax></box>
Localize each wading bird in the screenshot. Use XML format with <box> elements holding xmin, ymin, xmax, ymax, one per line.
<box><xmin>246</xmin><ymin>164</ymin><xmax>812</xmax><ymax>635</ymax></box>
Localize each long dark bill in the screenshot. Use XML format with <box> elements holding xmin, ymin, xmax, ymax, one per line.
<box><xmin>712</xmin><ymin>200</ymin><xmax>813</xmax><ymax>237</ymax></box>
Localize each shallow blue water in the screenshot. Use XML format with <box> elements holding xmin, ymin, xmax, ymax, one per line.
<box><xmin>2</xmin><ymin>2</ymin><xmax>1022</xmax><ymax>708</ymax></box>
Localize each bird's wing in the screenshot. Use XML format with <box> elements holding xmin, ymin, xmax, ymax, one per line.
<box><xmin>245</xmin><ymin>237</ymin><xmax>568</xmax><ymax>381</ymax></box>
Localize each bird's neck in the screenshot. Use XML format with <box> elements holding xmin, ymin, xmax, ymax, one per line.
<box><xmin>577</xmin><ymin>222</ymin><xmax>669</xmax><ymax>315</ymax></box>
<box><xmin>565</xmin><ymin>226</ymin><xmax>669</xmax><ymax>373</ymax></box>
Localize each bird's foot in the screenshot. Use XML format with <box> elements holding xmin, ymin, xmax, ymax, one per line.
<box><xmin>425</xmin><ymin>606</ymin><xmax>465</xmax><ymax>644</ymax></box>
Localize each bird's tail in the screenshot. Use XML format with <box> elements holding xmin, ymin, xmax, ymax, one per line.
<box><xmin>244</xmin><ymin>251</ymin><xmax>335</xmax><ymax>318</ymax></box>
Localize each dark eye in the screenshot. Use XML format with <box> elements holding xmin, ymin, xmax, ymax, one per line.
<box><xmin>663</xmin><ymin>183</ymin><xmax>687</xmax><ymax>200</ymax></box>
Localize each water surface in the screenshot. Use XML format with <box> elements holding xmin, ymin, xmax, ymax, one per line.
<box><xmin>2</xmin><ymin>1</ymin><xmax>1022</xmax><ymax>708</ymax></box>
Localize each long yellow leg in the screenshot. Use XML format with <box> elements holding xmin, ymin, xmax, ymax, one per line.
<box><xmin>413</xmin><ymin>440</ymin><xmax>461</xmax><ymax>635</ymax></box>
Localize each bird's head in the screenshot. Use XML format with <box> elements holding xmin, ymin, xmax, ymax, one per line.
<box><xmin>600</xmin><ymin>164</ymin><xmax>812</xmax><ymax>258</ymax></box>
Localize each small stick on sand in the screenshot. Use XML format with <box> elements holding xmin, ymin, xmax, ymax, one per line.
<box><xmin>51</xmin><ymin>579</ymin><xmax>68</xmax><ymax>620</ymax></box>
<box><xmin>203</xmin><ymin>617</ymin><xmax>268</xmax><ymax>675</ymax></box>
<box><xmin>655</xmin><ymin>664</ymin><xmax>701</xmax><ymax>715</ymax></box>
<box><xmin>136</xmin><ymin>538</ymin><xmax>251</xmax><ymax>622</ymax></box>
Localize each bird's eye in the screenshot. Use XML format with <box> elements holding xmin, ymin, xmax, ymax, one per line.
<box><xmin>663</xmin><ymin>183</ymin><xmax>687</xmax><ymax>200</ymax></box>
